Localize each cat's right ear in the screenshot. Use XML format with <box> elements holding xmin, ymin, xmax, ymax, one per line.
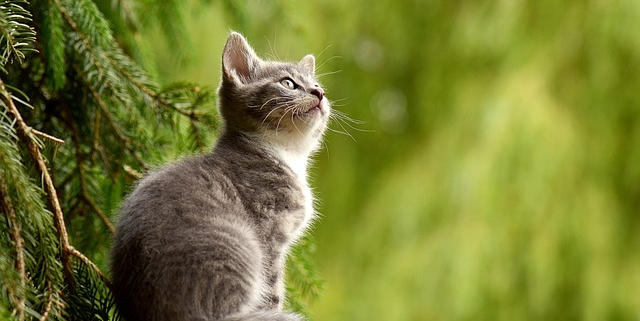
<box><xmin>222</xmin><ymin>32</ymin><xmax>261</xmax><ymax>84</ymax></box>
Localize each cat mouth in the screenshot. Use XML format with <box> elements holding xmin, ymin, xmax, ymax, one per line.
<box><xmin>304</xmin><ymin>101</ymin><xmax>326</xmax><ymax>115</ymax></box>
<box><xmin>306</xmin><ymin>105</ymin><xmax>322</xmax><ymax>114</ymax></box>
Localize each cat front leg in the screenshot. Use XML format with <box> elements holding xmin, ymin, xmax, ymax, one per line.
<box><xmin>261</xmin><ymin>262</ymin><xmax>286</xmax><ymax>309</ymax></box>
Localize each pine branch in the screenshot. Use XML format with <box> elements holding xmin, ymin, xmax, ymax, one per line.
<box><xmin>90</xmin><ymin>106</ymin><xmax>102</xmax><ymax>164</ymax></box>
<box><xmin>56</xmin><ymin>0</ymin><xmax>216</xmax><ymax>158</ymax></box>
<box><xmin>29</xmin><ymin>127</ymin><xmax>65</xmax><ymax>144</ymax></box>
<box><xmin>3</xmin><ymin>1</ymin><xmax>221</xmax><ymax>319</ymax></box>
<box><xmin>60</xmin><ymin>0</ymin><xmax>213</xmax><ymax>123</ymax></box>
<box><xmin>38</xmin><ymin>292</ymin><xmax>54</xmax><ymax>321</ymax></box>
<box><xmin>57</xmin><ymin>0</ymin><xmax>112</xmax><ymax>49</ymax></box>
<box><xmin>286</xmin><ymin>235</ymin><xmax>324</xmax><ymax>315</ymax></box>
<box><xmin>39</xmin><ymin>0</ymin><xmax>66</xmax><ymax>91</ymax></box>
<box><xmin>57</xmin><ymin>0</ymin><xmax>143</xmax><ymax>118</ymax></box>
<box><xmin>157</xmin><ymin>83</ymin><xmax>218</xmax><ymax>150</ymax></box>
<box><xmin>58</xmin><ymin>0</ymin><xmax>159</xmax><ymax>111</ymax></box>
<box><xmin>0</xmin><ymin>0</ymin><xmax>37</xmax><ymax>67</ymax></box>
<box><xmin>2</xmin><ymin>77</ymin><xmax>115</xmax><ymax>318</ymax></box>
<box><xmin>0</xmin><ymin>176</ymin><xmax>26</xmax><ymax>321</ymax></box>
<box><xmin>113</xmin><ymin>0</ymin><xmax>139</xmax><ymax>31</ymax></box>
<box><xmin>65</xmin><ymin>257</ymin><xmax>115</xmax><ymax>320</ymax></box>
<box><xmin>1</xmin><ymin>77</ymin><xmax>73</xmax><ymax>285</ymax></box>
<box><xmin>0</xmin><ymin>84</ymin><xmax>67</xmax><ymax>319</ymax></box>
<box><xmin>68</xmin><ymin>246</ymin><xmax>113</xmax><ymax>291</ymax></box>
<box><xmin>66</xmin><ymin>102</ymin><xmax>115</xmax><ymax>233</ymax></box>
<box><xmin>59</xmin><ymin>0</ymin><xmax>215</xmax><ymax>154</ymax></box>
<box><xmin>71</xmin><ymin>63</ymin><xmax>146</xmax><ymax>168</ymax></box>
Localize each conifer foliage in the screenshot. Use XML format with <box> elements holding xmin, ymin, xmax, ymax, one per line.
<box><xmin>0</xmin><ymin>0</ymin><xmax>217</xmax><ymax>319</ymax></box>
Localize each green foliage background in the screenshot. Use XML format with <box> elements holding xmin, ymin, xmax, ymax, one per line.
<box><xmin>2</xmin><ymin>0</ymin><xmax>640</xmax><ymax>320</ymax></box>
<box><xmin>149</xmin><ymin>1</ymin><xmax>640</xmax><ymax>320</ymax></box>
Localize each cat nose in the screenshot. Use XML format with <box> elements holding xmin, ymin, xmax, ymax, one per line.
<box><xmin>310</xmin><ymin>88</ymin><xmax>324</xmax><ymax>101</ymax></box>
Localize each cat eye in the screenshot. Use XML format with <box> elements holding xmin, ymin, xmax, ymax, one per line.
<box><xmin>280</xmin><ymin>78</ymin><xmax>297</xmax><ymax>90</ymax></box>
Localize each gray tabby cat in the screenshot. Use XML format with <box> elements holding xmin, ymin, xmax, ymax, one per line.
<box><xmin>110</xmin><ymin>32</ymin><xmax>330</xmax><ymax>321</ymax></box>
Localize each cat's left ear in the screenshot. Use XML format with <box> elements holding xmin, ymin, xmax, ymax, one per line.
<box><xmin>299</xmin><ymin>54</ymin><xmax>316</xmax><ymax>75</ymax></box>
<box><xmin>222</xmin><ymin>32</ymin><xmax>262</xmax><ymax>84</ymax></box>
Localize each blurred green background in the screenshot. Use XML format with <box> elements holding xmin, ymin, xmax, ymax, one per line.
<box><xmin>145</xmin><ymin>1</ymin><xmax>640</xmax><ymax>320</ymax></box>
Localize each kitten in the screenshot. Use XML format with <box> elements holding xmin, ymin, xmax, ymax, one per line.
<box><xmin>110</xmin><ymin>32</ymin><xmax>330</xmax><ymax>321</ymax></box>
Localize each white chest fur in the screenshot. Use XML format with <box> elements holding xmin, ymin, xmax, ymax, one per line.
<box><xmin>270</xmin><ymin>145</ymin><xmax>316</xmax><ymax>239</ymax></box>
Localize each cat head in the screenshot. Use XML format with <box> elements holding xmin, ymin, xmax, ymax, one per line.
<box><xmin>218</xmin><ymin>32</ymin><xmax>330</xmax><ymax>152</ymax></box>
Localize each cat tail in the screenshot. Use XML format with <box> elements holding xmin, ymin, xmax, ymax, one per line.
<box><xmin>221</xmin><ymin>310</ymin><xmax>304</xmax><ymax>321</ymax></box>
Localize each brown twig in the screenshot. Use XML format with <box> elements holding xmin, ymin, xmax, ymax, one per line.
<box><xmin>28</xmin><ymin>128</ymin><xmax>65</xmax><ymax>144</ymax></box>
<box><xmin>0</xmin><ymin>176</ymin><xmax>26</xmax><ymax>321</ymax></box>
<box><xmin>68</xmin><ymin>246</ymin><xmax>113</xmax><ymax>291</ymax></box>
<box><xmin>38</xmin><ymin>288</ymin><xmax>54</xmax><ymax>321</ymax></box>
<box><xmin>123</xmin><ymin>164</ymin><xmax>143</xmax><ymax>179</ymax></box>
<box><xmin>90</xmin><ymin>107</ymin><xmax>102</xmax><ymax>165</ymax></box>
<box><xmin>65</xmin><ymin>104</ymin><xmax>115</xmax><ymax>233</ymax></box>
<box><xmin>83</xmin><ymin>192</ymin><xmax>115</xmax><ymax>233</ymax></box>
<box><xmin>0</xmin><ymin>78</ymin><xmax>73</xmax><ymax>281</ymax></box>
<box><xmin>2</xmin><ymin>79</ymin><xmax>114</xmax><ymax>304</ymax></box>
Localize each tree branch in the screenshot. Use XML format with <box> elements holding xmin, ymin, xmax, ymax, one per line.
<box><xmin>65</xmin><ymin>106</ymin><xmax>115</xmax><ymax>233</ymax></box>
<box><xmin>68</xmin><ymin>246</ymin><xmax>113</xmax><ymax>291</ymax></box>
<box><xmin>72</xmin><ymin>63</ymin><xmax>146</xmax><ymax>168</ymax></box>
<box><xmin>3</xmin><ymin>78</ymin><xmax>119</xmax><ymax>309</ymax></box>
<box><xmin>90</xmin><ymin>107</ymin><xmax>102</xmax><ymax>164</ymax></box>
<box><xmin>0</xmin><ymin>78</ymin><xmax>74</xmax><ymax>284</ymax></box>
<box><xmin>28</xmin><ymin>128</ymin><xmax>65</xmax><ymax>144</ymax></box>
<box><xmin>0</xmin><ymin>176</ymin><xmax>26</xmax><ymax>321</ymax></box>
<box><xmin>38</xmin><ymin>283</ymin><xmax>54</xmax><ymax>321</ymax></box>
<box><xmin>56</xmin><ymin>0</ymin><xmax>155</xmax><ymax>111</ymax></box>
<box><xmin>2</xmin><ymin>78</ymin><xmax>117</xmax><ymax>307</ymax></box>
<box><xmin>56</xmin><ymin>0</ymin><xmax>207</xmax><ymax>121</ymax></box>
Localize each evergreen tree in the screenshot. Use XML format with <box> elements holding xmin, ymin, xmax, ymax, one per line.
<box><xmin>1</xmin><ymin>0</ymin><xmax>217</xmax><ymax>319</ymax></box>
<box><xmin>1</xmin><ymin>1</ymin><xmax>321</xmax><ymax>319</ymax></box>
<box><xmin>0</xmin><ymin>0</ymin><xmax>325</xmax><ymax>320</ymax></box>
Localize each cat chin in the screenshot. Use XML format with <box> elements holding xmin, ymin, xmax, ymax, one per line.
<box><xmin>280</xmin><ymin>118</ymin><xmax>326</xmax><ymax>137</ymax></box>
<box><xmin>263</xmin><ymin>111</ymin><xmax>327</xmax><ymax>141</ymax></box>
<box><xmin>293</xmin><ymin>113</ymin><xmax>329</xmax><ymax>134</ymax></box>
<box><xmin>300</xmin><ymin>99</ymin><xmax>330</xmax><ymax>121</ymax></box>
<box><xmin>304</xmin><ymin>100</ymin><xmax>329</xmax><ymax>116</ymax></box>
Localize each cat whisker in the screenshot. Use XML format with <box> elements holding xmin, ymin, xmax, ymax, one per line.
<box><xmin>328</xmin><ymin>97</ymin><xmax>349</xmax><ymax>104</ymax></box>
<box><xmin>327</xmin><ymin>100</ymin><xmax>349</xmax><ymax>108</ymax></box>
<box><xmin>326</xmin><ymin>110</ymin><xmax>370</xmax><ymax>141</ymax></box>
<box><xmin>261</xmin><ymin>105</ymin><xmax>287</xmax><ymax>128</ymax></box>
<box><xmin>334</xmin><ymin>118</ymin><xmax>371</xmax><ymax>133</ymax></box>
<box><xmin>316</xmin><ymin>69</ymin><xmax>343</xmax><ymax>79</ymax></box>
<box><xmin>316</xmin><ymin>53</ymin><xmax>341</xmax><ymax>72</ymax></box>
<box><xmin>275</xmin><ymin>106</ymin><xmax>296</xmax><ymax>133</ymax></box>
<box><xmin>249</xmin><ymin>97</ymin><xmax>284</xmax><ymax>110</ymax></box>
<box><xmin>327</xmin><ymin>123</ymin><xmax>357</xmax><ymax>141</ymax></box>
<box><xmin>315</xmin><ymin>45</ymin><xmax>334</xmax><ymax>61</ymax></box>
<box><xmin>321</xmin><ymin>138</ymin><xmax>330</xmax><ymax>158</ymax></box>
<box><xmin>331</xmin><ymin>110</ymin><xmax>366</xmax><ymax>127</ymax></box>
<box><xmin>264</xmin><ymin>33</ymin><xmax>281</xmax><ymax>61</ymax></box>
<box><xmin>291</xmin><ymin>112</ymin><xmax>303</xmax><ymax>135</ymax></box>
<box><xmin>261</xmin><ymin>107</ymin><xmax>281</xmax><ymax>124</ymax></box>
<box><xmin>326</xmin><ymin>97</ymin><xmax>348</xmax><ymax>108</ymax></box>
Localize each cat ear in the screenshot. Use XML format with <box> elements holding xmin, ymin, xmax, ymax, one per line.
<box><xmin>222</xmin><ymin>32</ymin><xmax>261</xmax><ymax>84</ymax></box>
<box><xmin>299</xmin><ymin>54</ymin><xmax>316</xmax><ymax>74</ymax></box>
